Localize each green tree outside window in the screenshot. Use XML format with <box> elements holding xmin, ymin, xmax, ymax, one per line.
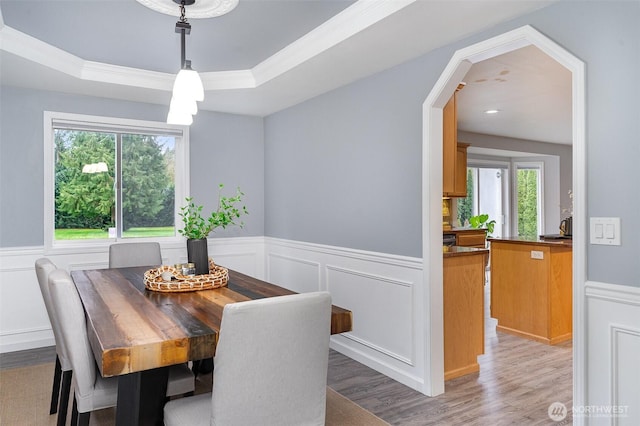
<box><xmin>54</xmin><ymin>129</ymin><xmax>176</xmax><ymax>239</ymax></box>
<box><xmin>517</xmin><ymin>169</ymin><xmax>538</xmax><ymax>238</ymax></box>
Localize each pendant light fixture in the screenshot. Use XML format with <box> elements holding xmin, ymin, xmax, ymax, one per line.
<box><xmin>167</xmin><ymin>0</ymin><xmax>204</xmax><ymax>125</ymax></box>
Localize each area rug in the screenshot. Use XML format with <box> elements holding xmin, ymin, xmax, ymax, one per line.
<box><xmin>0</xmin><ymin>363</ymin><xmax>389</xmax><ymax>425</ymax></box>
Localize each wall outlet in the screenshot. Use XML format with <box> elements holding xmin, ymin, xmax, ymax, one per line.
<box><xmin>531</xmin><ymin>250</ymin><xmax>544</xmax><ymax>259</ymax></box>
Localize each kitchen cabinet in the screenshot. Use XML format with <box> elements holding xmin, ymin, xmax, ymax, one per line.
<box><xmin>452</xmin><ymin>142</ymin><xmax>469</xmax><ymax>197</ymax></box>
<box><xmin>490</xmin><ymin>237</ymin><xmax>572</xmax><ymax>345</ymax></box>
<box><xmin>442</xmin><ymin>93</ymin><xmax>457</xmax><ymax>195</ymax></box>
<box><xmin>443</xmin><ymin>247</ymin><xmax>488</xmax><ymax>379</ymax></box>
<box><xmin>444</xmin><ymin>229</ymin><xmax>487</xmax><ymax>248</ymax></box>
<box><xmin>443</xmin><ymin>84</ymin><xmax>469</xmax><ymax>197</ymax></box>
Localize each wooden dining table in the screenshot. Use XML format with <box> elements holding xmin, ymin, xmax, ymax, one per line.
<box><xmin>71</xmin><ymin>266</ymin><xmax>353</xmax><ymax>426</ymax></box>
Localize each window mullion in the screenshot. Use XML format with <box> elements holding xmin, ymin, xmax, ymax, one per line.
<box><xmin>115</xmin><ymin>134</ymin><xmax>123</xmax><ymax>239</ymax></box>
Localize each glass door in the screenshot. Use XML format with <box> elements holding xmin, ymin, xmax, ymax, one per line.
<box><xmin>457</xmin><ymin>164</ymin><xmax>508</xmax><ymax>238</ymax></box>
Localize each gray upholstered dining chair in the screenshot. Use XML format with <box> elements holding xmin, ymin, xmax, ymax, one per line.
<box><xmin>164</xmin><ymin>291</ymin><xmax>332</xmax><ymax>426</ymax></box>
<box><xmin>47</xmin><ymin>269</ymin><xmax>195</xmax><ymax>426</ymax></box>
<box><xmin>108</xmin><ymin>242</ymin><xmax>162</xmax><ymax>268</ymax></box>
<box><xmin>35</xmin><ymin>258</ymin><xmax>73</xmax><ymax>425</ymax></box>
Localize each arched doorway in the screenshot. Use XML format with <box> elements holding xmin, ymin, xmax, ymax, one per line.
<box><xmin>420</xmin><ymin>25</ymin><xmax>585</xmax><ymax>409</ymax></box>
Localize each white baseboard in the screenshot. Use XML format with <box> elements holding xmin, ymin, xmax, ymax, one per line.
<box><xmin>0</xmin><ymin>327</ymin><xmax>55</xmax><ymax>353</ymax></box>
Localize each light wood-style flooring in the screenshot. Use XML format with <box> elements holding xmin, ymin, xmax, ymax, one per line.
<box><xmin>326</xmin><ymin>274</ymin><xmax>573</xmax><ymax>425</ymax></box>
<box><xmin>1</xmin><ymin>333</ymin><xmax>572</xmax><ymax>425</ymax></box>
<box><xmin>1</xmin><ymin>276</ymin><xmax>572</xmax><ymax>425</ymax></box>
<box><xmin>328</xmin><ymin>333</ymin><xmax>572</xmax><ymax>425</ymax></box>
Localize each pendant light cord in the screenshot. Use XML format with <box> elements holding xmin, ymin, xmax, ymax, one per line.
<box><xmin>179</xmin><ymin>1</ymin><xmax>187</xmax><ymax>24</ymax></box>
<box><xmin>175</xmin><ymin>1</ymin><xmax>190</xmax><ymax>69</ymax></box>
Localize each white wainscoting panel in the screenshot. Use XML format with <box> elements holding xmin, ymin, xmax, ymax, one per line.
<box><xmin>612</xmin><ymin>325</ymin><xmax>640</xmax><ymax>425</ymax></box>
<box><xmin>0</xmin><ymin>247</ymin><xmax>56</xmax><ymax>352</ymax></box>
<box><xmin>265</xmin><ymin>237</ymin><xmax>425</xmax><ymax>391</ymax></box>
<box><xmin>585</xmin><ymin>281</ymin><xmax>640</xmax><ymax>425</ymax></box>
<box><xmin>0</xmin><ymin>237</ymin><xmax>264</xmax><ymax>353</ymax></box>
<box><xmin>326</xmin><ymin>265</ymin><xmax>413</xmax><ymax>365</ymax></box>
<box><xmin>268</xmin><ymin>253</ymin><xmax>321</xmax><ymax>294</ymax></box>
<box><xmin>207</xmin><ymin>237</ymin><xmax>265</xmax><ymax>280</ymax></box>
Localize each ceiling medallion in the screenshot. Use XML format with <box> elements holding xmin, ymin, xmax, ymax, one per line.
<box><xmin>136</xmin><ymin>0</ymin><xmax>239</xmax><ymax>19</ymax></box>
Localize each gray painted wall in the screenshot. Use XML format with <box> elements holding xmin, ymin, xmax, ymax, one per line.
<box><xmin>188</xmin><ymin>109</ymin><xmax>264</xmax><ymax>238</ymax></box>
<box><xmin>0</xmin><ymin>86</ymin><xmax>264</xmax><ymax>246</ymax></box>
<box><xmin>1</xmin><ymin>2</ymin><xmax>637</xmax><ymax>287</ymax></box>
<box><xmin>264</xmin><ymin>1</ymin><xmax>639</xmax><ymax>287</ymax></box>
<box><xmin>264</xmin><ymin>39</ymin><xmax>441</xmax><ymax>257</ymax></box>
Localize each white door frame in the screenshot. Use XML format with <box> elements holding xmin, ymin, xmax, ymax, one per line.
<box><xmin>421</xmin><ymin>25</ymin><xmax>586</xmax><ymax>417</ymax></box>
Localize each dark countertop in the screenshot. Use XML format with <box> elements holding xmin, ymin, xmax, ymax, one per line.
<box><xmin>489</xmin><ymin>236</ymin><xmax>573</xmax><ymax>248</ymax></box>
<box><xmin>443</xmin><ymin>246</ymin><xmax>489</xmax><ymax>258</ymax></box>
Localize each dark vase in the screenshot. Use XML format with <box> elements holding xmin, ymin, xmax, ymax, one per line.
<box><xmin>187</xmin><ymin>238</ymin><xmax>209</xmax><ymax>275</ymax></box>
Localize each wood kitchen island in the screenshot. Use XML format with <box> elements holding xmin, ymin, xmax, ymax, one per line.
<box><xmin>443</xmin><ymin>246</ymin><xmax>488</xmax><ymax>380</ymax></box>
<box><xmin>489</xmin><ymin>237</ymin><xmax>572</xmax><ymax>345</ymax></box>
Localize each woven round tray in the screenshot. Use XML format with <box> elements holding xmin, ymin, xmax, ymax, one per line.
<box><xmin>144</xmin><ymin>258</ymin><xmax>228</xmax><ymax>293</ymax></box>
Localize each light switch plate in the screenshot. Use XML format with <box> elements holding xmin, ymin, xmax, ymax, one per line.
<box><xmin>590</xmin><ymin>217</ymin><xmax>621</xmax><ymax>245</ymax></box>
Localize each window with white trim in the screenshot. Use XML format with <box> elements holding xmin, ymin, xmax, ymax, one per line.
<box><xmin>514</xmin><ymin>161</ymin><xmax>544</xmax><ymax>238</ymax></box>
<box><xmin>44</xmin><ymin>112</ymin><xmax>189</xmax><ymax>249</ymax></box>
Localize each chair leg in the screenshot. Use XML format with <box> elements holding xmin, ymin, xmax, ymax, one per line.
<box><xmin>191</xmin><ymin>359</ymin><xmax>201</xmax><ymax>377</ymax></box>
<box><xmin>71</xmin><ymin>396</ymin><xmax>78</xmax><ymax>426</ymax></box>
<box><xmin>49</xmin><ymin>355</ymin><xmax>62</xmax><ymax>415</ymax></box>
<box><xmin>56</xmin><ymin>370</ymin><xmax>72</xmax><ymax>426</ymax></box>
<box><xmin>77</xmin><ymin>412</ymin><xmax>90</xmax><ymax>426</ymax></box>
<box><xmin>71</xmin><ymin>395</ymin><xmax>91</xmax><ymax>426</ymax></box>
<box><xmin>192</xmin><ymin>357</ymin><xmax>214</xmax><ymax>377</ymax></box>
<box><xmin>200</xmin><ymin>357</ymin><xmax>214</xmax><ymax>374</ymax></box>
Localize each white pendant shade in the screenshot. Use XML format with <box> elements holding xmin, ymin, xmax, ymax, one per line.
<box><xmin>169</xmin><ymin>95</ymin><xmax>198</xmax><ymax>115</ymax></box>
<box><xmin>172</xmin><ymin>69</ymin><xmax>204</xmax><ymax>102</ymax></box>
<box><xmin>167</xmin><ymin>108</ymin><xmax>193</xmax><ymax>126</ymax></box>
<box><xmin>164</xmin><ymin>1</ymin><xmax>211</xmax><ymax>126</ymax></box>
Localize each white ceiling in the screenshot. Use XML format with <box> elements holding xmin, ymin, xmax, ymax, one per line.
<box><xmin>459</xmin><ymin>44</ymin><xmax>572</xmax><ymax>145</ymax></box>
<box><xmin>0</xmin><ymin>0</ymin><xmax>570</xmax><ymax>145</ymax></box>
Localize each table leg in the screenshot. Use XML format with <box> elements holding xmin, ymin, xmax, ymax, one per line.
<box><xmin>116</xmin><ymin>367</ymin><xmax>169</xmax><ymax>426</ymax></box>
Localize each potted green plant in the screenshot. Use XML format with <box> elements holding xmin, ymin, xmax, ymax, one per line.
<box><xmin>178</xmin><ymin>184</ymin><xmax>248</xmax><ymax>274</ymax></box>
<box><xmin>469</xmin><ymin>213</ymin><xmax>496</xmax><ymax>236</ymax></box>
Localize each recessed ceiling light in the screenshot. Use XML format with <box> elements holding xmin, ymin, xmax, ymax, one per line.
<box><xmin>484</xmin><ymin>109</ymin><xmax>500</xmax><ymax>114</ymax></box>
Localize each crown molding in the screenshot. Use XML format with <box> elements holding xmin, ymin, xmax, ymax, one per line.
<box><xmin>200</xmin><ymin>69</ymin><xmax>256</xmax><ymax>89</ymax></box>
<box><xmin>0</xmin><ymin>0</ymin><xmax>414</xmax><ymax>94</ymax></box>
<box><xmin>1</xmin><ymin>26</ymin><xmax>85</xmax><ymax>78</ymax></box>
<box><xmin>0</xmin><ymin>24</ymin><xmax>256</xmax><ymax>92</ymax></box>
<box><xmin>81</xmin><ymin>61</ymin><xmax>255</xmax><ymax>92</ymax></box>
<box><xmin>81</xmin><ymin>61</ymin><xmax>173</xmax><ymax>90</ymax></box>
<box><xmin>252</xmin><ymin>0</ymin><xmax>416</xmax><ymax>86</ymax></box>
